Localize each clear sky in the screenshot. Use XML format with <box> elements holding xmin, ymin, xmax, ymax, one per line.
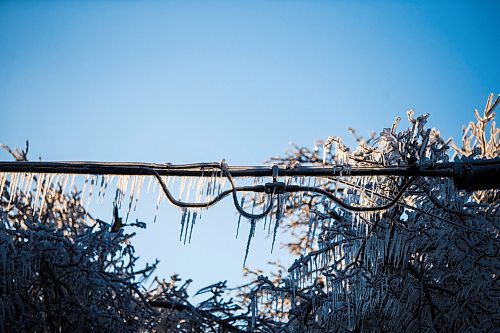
<box><xmin>1</xmin><ymin>1</ymin><xmax>499</xmax><ymax>294</ymax></box>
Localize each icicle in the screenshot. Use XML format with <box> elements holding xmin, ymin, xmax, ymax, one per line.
<box><xmin>146</xmin><ymin>175</ymin><xmax>154</xmax><ymax>193</ymax></box>
<box><xmin>96</xmin><ymin>175</ymin><xmax>105</xmax><ymax>199</ymax></box>
<box><xmin>275</xmin><ymin>291</ymin><xmax>279</xmax><ymax>318</ymax></box>
<box><xmin>125</xmin><ymin>176</ymin><xmax>138</xmax><ymax>222</ymax></box>
<box><xmin>257</xmin><ymin>193</ymin><xmax>265</xmax><ymax>229</ymax></box>
<box><xmin>100</xmin><ymin>175</ymin><xmax>110</xmax><ymax>202</ymax></box>
<box><xmin>179</xmin><ymin>208</ymin><xmax>187</xmax><ymax>241</ymax></box>
<box><xmin>308</xmin><ymin>258</ymin><xmax>313</xmax><ymax>282</ymax></box>
<box><xmin>297</xmin><ymin>176</ymin><xmax>305</xmax><ymax>206</ymax></box>
<box><xmin>65</xmin><ymin>174</ymin><xmax>75</xmax><ymax>196</ymax></box>
<box><xmin>218</xmin><ymin>174</ymin><xmax>227</xmax><ymax>197</ymax></box>
<box><xmin>85</xmin><ymin>175</ymin><xmax>96</xmax><ymax>216</ymax></box>
<box><xmin>160</xmin><ymin>176</ymin><xmax>168</xmax><ymax>196</ymax></box>
<box><xmin>178</xmin><ymin>177</ymin><xmax>187</xmax><ymax>200</ymax></box>
<box><xmin>115</xmin><ymin>175</ymin><xmax>123</xmax><ymax>204</ymax></box>
<box><xmin>280</xmin><ymin>290</ymin><xmax>285</xmax><ymax>315</ymax></box>
<box><xmin>251</xmin><ymin>194</ymin><xmax>256</xmax><ymax>214</ymax></box>
<box><xmin>311</xmin><ymin>214</ymin><xmax>319</xmax><ymax>245</ymax></box>
<box><xmin>11</xmin><ymin>172</ymin><xmax>18</xmax><ymax>194</ymax></box>
<box><xmin>16</xmin><ymin>173</ymin><xmax>25</xmax><ymax>198</ymax></box>
<box><xmin>133</xmin><ymin>176</ymin><xmax>145</xmax><ymax>211</ymax></box>
<box><xmin>267</xmin><ymin>206</ymin><xmax>273</xmax><ymax>235</ymax></box>
<box><xmin>220</xmin><ymin>177</ymin><xmax>227</xmax><ymax>194</ymax></box>
<box><xmin>195</xmin><ymin>176</ymin><xmax>203</xmax><ymax>203</ymax></box>
<box><xmin>0</xmin><ymin>173</ymin><xmax>5</xmax><ymax>198</ymax></box>
<box><xmin>16</xmin><ymin>173</ymin><xmax>26</xmax><ymax>199</ymax></box>
<box><xmin>243</xmin><ymin>219</ymin><xmax>256</xmax><ymax>267</ymax></box>
<box><xmin>39</xmin><ymin>174</ymin><xmax>55</xmax><ymax>217</ymax></box>
<box><xmin>251</xmin><ymin>292</ymin><xmax>257</xmax><ymax>330</ymax></box>
<box><xmin>185</xmin><ymin>176</ymin><xmax>194</xmax><ymax>202</ymax></box>
<box><xmin>153</xmin><ymin>180</ymin><xmax>166</xmax><ymax>223</ymax></box>
<box><xmin>166</xmin><ymin>175</ymin><xmax>172</xmax><ymax>189</ymax></box>
<box><xmin>100</xmin><ymin>175</ymin><xmax>108</xmax><ymax>201</ymax></box>
<box><xmin>25</xmin><ymin>174</ymin><xmax>36</xmax><ymax>205</ymax></box>
<box><xmin>314</xmin><ymin>257</ymin><xmax>319</xmax><ymax>283</ymax></box>
<box><xmin>81</xmin><ymin>175</ymin><xmax>90</xmax><ymax>207</ymax></box>
<box><xmin>188</xmin><ymin>210</ymin><xmax>197</xmax><ymax>243</ymax></box>
<box><xmin>206</xmin><ymin>174</ymin><xmax>212</xmax><ymax>196</ymax></box>
<box><xmin>306</xmin><ymin>210</ymin><xmax>314</xmax><ymax>251</ymax></box>
<box><xmin>6</xmin><ymin>173</ymin><xmax>19</xmax><ymax>209</ymax></box>
<box><xmin>271</xmin><ymin>194</ymin><xmax>284</xmax><ymax>253</ymax></box>
<box><xmin>216</xmin><ymin>175</ymin><xmax>222</xmax><ymax>195</ymax></box>
<box><xmin>59</xmin><ymin>174</ymin><xmax>69</xmax><ymax>196</ymax></box>
<box><xmin>100</xmin><ymin>175</ymin><xmax>111</xmax><ymax>201</ymax></box>
<box><xmin>183</xmin><ymin>210</ymin><xmax>191</xmax><ymax>244</ymax></box>
<box><xmin>33</xmin><ymin>173</ymin><xmax>45</xmax><ymax>213</ymax></box>
<box><xmin>263</xmin><ymin>211</ymin><xmax>268</xmax><ymax>231</ymax></box>
<box><xmin>121</xmin><ymin>175</ymin><xmax>131</xmax><ymax>207</ymax></box>
<box><xmin>53</xmin><ymin>173</ymin><xmax>62</xmax><ymax>191</ymax></box>
<box><xmin>5</xmin><ymin>173</ymin><xmax>17</xmax><ymax>199</ymax></box>
<box><xmin>236</xmin><ymin>193</ymin><xmax>246</xmax><ymax>238</ymax></box>
<box><xmin>323</xmin><ymin>145</ymin><xmax>328</xmax><ymax>165</ymax></box>
<box><xmin>211</xmin><ymin>171</ymin><xmax>219</xmax><ymax>197</ymax></box>
<box><xmin>151</xmin><ymin>174</ymin><xmax>159</xmax><ymax>195</ymax></box>
<box><xmin>155</xmin><ymin>178</ymin><xmax>165</xmax><ymax>203</ymax></box>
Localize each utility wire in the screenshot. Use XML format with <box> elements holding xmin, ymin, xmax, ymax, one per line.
<box><xmin>0</xmin><ymin>159</ymin><xmax>499</xmax><ymax>218</ymax></box>
<box><xmin>0</xmin><ymin>158</ymin><xmax>498</xmax><ymax>184</ymax></box>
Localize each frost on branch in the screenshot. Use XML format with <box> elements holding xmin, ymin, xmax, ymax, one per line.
<box><xmin>0</xmin><ymin>148</ymin><xmax>155</xmax><ymax>331</ymax></box>
<box><xmin>257</xmin><ymin>93</ymin><xmax>500</xmax><ymax>332</ymax></box>
<box><xmin>0</xmin><ymin>146</ymin><xmax>253</xmax><ymax>332</ymax></box>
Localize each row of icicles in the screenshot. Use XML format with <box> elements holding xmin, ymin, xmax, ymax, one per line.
<box><xmin>0</xmin><ymin>170</ymin><xmax>399</xmax><ymax>260</ymax></box>
<box><xmin>0</xmin><ymin>170</ymin><xmax>403</xmax><ymax>328</ymax></box>
<box><xmin>0</xmin><ymin>171</ymin><xmax>333</xmax><ymax>243</ymax></box>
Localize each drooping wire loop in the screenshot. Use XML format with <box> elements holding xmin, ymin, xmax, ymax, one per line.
<box><xmin>142</xmin><ymin>161</ymin><xmax>417</xmax><ymax>219</ymax></box>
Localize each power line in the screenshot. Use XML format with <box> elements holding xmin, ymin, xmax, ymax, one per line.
<box><xmin>0</xmin><ymin>158</ymin><xmax>499</xmax><ymax>188</ymax></box>
<box><xmin>0</xmin><ymin>159</ymin><xmax>499</xmax><ymax>219</ymax></box>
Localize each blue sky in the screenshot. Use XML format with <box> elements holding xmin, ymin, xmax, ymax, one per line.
<box><xmin>1</xmin><ymin>1</ymin><xmax>498</xmax><ymax>293</ymax></box>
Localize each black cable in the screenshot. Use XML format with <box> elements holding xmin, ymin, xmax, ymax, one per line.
<box><xmin>220</xmin><ymin>163</ymin><xmax>275</xmax><ymax>219</ymax></box>
<box><xmin>0</xmin><ymin>160</ymin><xmax>486</xmax><ymax>177</ymax></box>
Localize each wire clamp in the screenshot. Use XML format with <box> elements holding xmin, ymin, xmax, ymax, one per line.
<box><xmin>265</xmin><ymin>165</ymin><xmax>285</xmax><ymax>194</ymax></box>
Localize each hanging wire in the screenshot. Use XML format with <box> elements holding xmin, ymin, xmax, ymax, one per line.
<box><xmin>143</xmin><ymin>165</ymin><xmax>275</xmax><ymax>220</ymax></box>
